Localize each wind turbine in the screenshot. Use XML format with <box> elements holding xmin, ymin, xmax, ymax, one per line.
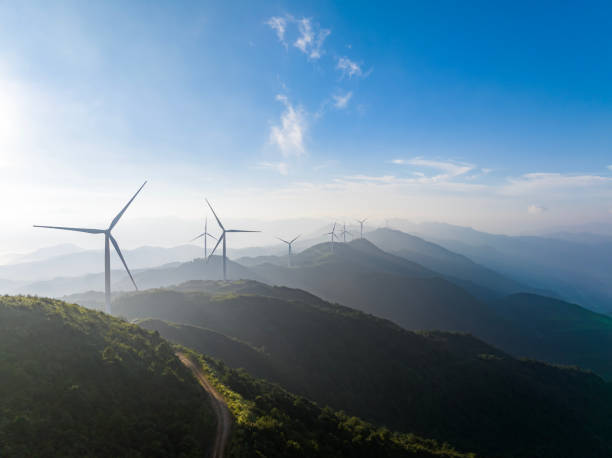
<box><xmin>206</xmin><ymin>198</ymin><xmax>260</xmax><ymax>280</ymax></box>
<box><xmin>277</xmin><ymin>235</ymin><xmax>300</xmax><ymax>267</ymax></box>
<box><xmin>339</xmin><ymin>222</ymin><xmax>352</xmax><ymax>243</ymax></box>
<box><xmin>326</xmin><ymin>222</ymin><xmax>338</xmax><ymax>252</ymax></box>
<box><xmin>356</xmin><ymin>218</ymin><xmax>367</xmax><ymax>239</ymax></box>
<box><xmin>191</xmin><ymin>216</ymin><xmax>217</xmax><ymax>260</ymax></box>
<box><xmin>34</xmin><ymin>181</ymin><xmax>147</xmax><ymax>315</ymax></box>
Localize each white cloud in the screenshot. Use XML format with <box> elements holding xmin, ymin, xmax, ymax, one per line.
<box><xmin>266</xmin><ymin>16</ymin><xmax>288</xmax><ymax>46</ymax></box>
<box><xmin>337</xmin><ymin>57</ymin><xmax>362</xmax><ymax>78</ymax></box>
<box><xmin>503</xmin><ymin>172</ymin><xmax>612</xmax><ymax>195</ymax></box>
<box><xmin>270</xmin><ymin>95</ymin><xmax>307</xmax><ymax>157</ymax></box>
<box><xmin>294</xmin><ymin>18</ymin><xmax>330</xmax><ymax>59</ymax></box>
<box><xmin>391</xmin><ymin>157</ymin><xmax>474</xmax><ymax>183</ymax></box>
<box><xmin>257</xmin><ymin>161</ymin><xmax>289</xmax><ymax>175</ymax></box>
<box><xmin>528</xmin><ymin>204</ymin><xmax>547</xmax><ymax>215</ymax></box>
<box><xmin>332</xmin><ymin>91</ymin><xmax>352</xmax><ymax>109</ymax></box>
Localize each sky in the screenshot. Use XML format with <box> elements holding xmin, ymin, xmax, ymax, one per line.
<box><xmin>1</xmin><ymin>0</ymin><xmax>611</xmax><ymax>254</ymax></box>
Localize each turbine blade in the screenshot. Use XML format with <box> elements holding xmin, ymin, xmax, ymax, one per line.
<box><xmin>33</xmin><ymin>225</ymin><xmax>105</xmax><ymax>234</ymax></box>
<box><xmin>277</xmin><ymin>237</ymin><xmax>290</xmax><ymax>244</ymax></box>
<box><xmin>205</xmin><ymin>199</ymin><xmax>225</xmax><ymax>231</ymax></box>
<box><xmin>206</xmin><ymin>232</ymin><xmax>218</xmax><ymax>241</ymax></box>
<box><xmin>110</xmin><ymin>234</ymin><xmax>138</xmax><ymax>291</ymax></box>
<box><xmin>290</xmin><ymin>234</ymin><xmax>301</xmax><ymax>244</ymax></box>
<box><xmin>207</xmin><ymin>233</ymin><xmax>224</xmax><ymax>262</ymax></box>
<box><xmin>110</xmin><ymin>181</ymin><xmax>147</xmax><ymax>230</ymax></box>
<box><xmin>226</xmin><ymin>230</ymin><xmax>261</xmax><ymax>233</ymax></box>
<box><xmin>191</xmin><ymin>232</ymin><xmax>206</xmax><ymax>242</ymax></box>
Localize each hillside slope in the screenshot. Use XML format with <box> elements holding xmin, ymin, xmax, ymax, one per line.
<box><xmin>114</xmin><ymin>282</ymin><xmax>612</xmax><ymax>458</ymax></box>
<box><xmin>0</xmin><ymin>296</ymin><xmax>216</xmax><ymax>457</ymax></box>
<box><xmin>183</xmin><ymin>350</ymin><xmax>472</xmax><ymax>458</ymax></box>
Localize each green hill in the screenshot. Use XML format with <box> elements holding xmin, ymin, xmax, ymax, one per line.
<box><xmin>114</xmin><ymin>281</ymin><xmax>612</xmax><ymax>458</ymax></box>
<box><xmin>182</xmin><ymin>350</ymin><xmax>471</xmax><ymax>458</ymax></box>
<box><xmin>0</xmin><ymin>295</ymin><xmax>216</xmax><ymax>457</ymax></box>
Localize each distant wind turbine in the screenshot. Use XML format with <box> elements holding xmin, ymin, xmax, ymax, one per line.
<box><xmin>191</xmin><ymin>216</ymin><xmax>217</xmax><ymax>260</ymax></box>
<box><xmin>339</xmin><ymin>222</ymin><xmax>352</xmax><ymax>243</ymax></box>
<box><xmin>326</xmin><ymin>222</ymin><xmax>338</xmax><ymax>252</ymax></box>
<box><xmin>34</xmin><ymin>181</ymin><xmax>147</xmax><ymax>315</ymax></box>
<box><xmin>206</xmin><ymin>198</ymin><xmax>260</xmax><ymax>280</ymax></box>
<box><xmin>356</xmin><ymin>218</ymin><xmax>367</xmax><ymax>239</ymax></box>
<box><xmin>277</xmin><ymin>235</ymin><xmax>300</xmax><ymax>267</ymax></box>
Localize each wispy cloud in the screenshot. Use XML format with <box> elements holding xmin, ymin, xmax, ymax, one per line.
<box><xmin>528</xmin><ymin>204</ymin><xmax>547</xmax><ymax>215</ymax></box>
<box><xmin>270</xmin><ymin>95</ymin><xmax>307</xmax><ymax>157</ymax></box>
<box><xmin>266</xmin><ymin>16</ymin><xmax>288</xmax><ymax>47</ymax></box>
<box><xmin>266</xmin><ymin>15</ymin><xmax>330</xmax><ymax>59</ymax></box>
<box><xmin>391</xmin><ymin>157</ymin><xmax>474</xmax><ymax>182</ymax></box>
<box><xmin>503</xmin><ymin>172</ymin><xmax>612</xmax><ymax>195</ymax></box>
<box><xmin>336</xmin><ymin>57</ymin><xmax>362</xmax><ymax>78</ymax></box>
<box><xmin>608</xmin><ymin>165</ymin><xmax>612</xmax><ymax>171</ymax></box>
<box><xmin>332</xmin><ymin>91</ymin><xmax>352</xmax><ymax>109</ymax></box>
<box><xmin>257</xmin><ymin>161</ymin><xmax>289</xmax><ymax>175</ymax></box>
<box><xmin>294</xmin><ymin>18</ymin><xmax>330</xmax><ymax>59</ymax></box>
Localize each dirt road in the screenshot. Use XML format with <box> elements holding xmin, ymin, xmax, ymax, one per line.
<box><xmin>177</xmin><ymin>352</ymin><xmax>232</xmax><ymax>458</ymax></box>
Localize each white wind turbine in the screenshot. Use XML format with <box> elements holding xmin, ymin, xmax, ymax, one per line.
<box><xmin>34</xmin><ymin>181</ymin><xmax>147</xmax><ymax>314</ymax></box>
<box><xmin>326</xmin><ymin>222</ymin><xmax>339</xmax><ymax>252</ymax></box>
<box><xmin>356</xmin><ymin>218</ymin><xmax>367</xmax><ymax>239</ymax></box>
<box><xmin>277</xmin><ymin>235</ymin><xmax>300</xmax><ymax>267</ymax></box>
<box><xmin>206</xmin><ymin>198</ymin><xmax>260</xmax><ymax>280</ymax></box>
<box><xmin>191</xmin><ymin>216</ymin><xmax>217</xmax><ymax>260</ymax></box>
<box><xmin>339</xmin><ymin>222</ymin><xmax>352</xmax><ymax>242</ymax></box>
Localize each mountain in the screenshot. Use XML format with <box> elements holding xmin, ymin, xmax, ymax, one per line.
<box><xmin>0</xmin><ymin>295</ymin><xmax>471</xmax><ymax>458</ymax></box>
<box><xmin>402</xmin><ymin>222</ymin><xmax>612</xmax><ymax>313</ymax></box>
<box><xmin>0</xmin><ymin>295</ymin><xmax>216</xmax><ymax>457</ymax></box>
<box><xmin>0</xmin><ymin>244</ymin><xmax>203</xmax><ymax>283</ymax></box>
<box><xmin>0</xmin><ymin>243</ymin><xmax>85</xmax><ymax>266</ymax></box>
<box><xmin>250</xmin><ymin>239</ymin><xmax>505</xmax><ymax>335</ymax></box>
<box><xmin>365</xmin><ymin>228</ymin><xmax>531</xmax><ymax>297</ymax></box>
<box><xmin>184</xmin><ymin>349</ymin><xmax>471</xmax><ymax>458</ymax></box>
<box><xmin>113</xmin><ymin>281</ymin><xmax>612</xmax><ymax>458</ymax></box>
<box><xmin>492</xmin><ymin>293</ymin><xmax>612</xmax><ymax>377</ymax></box>
<box><xmin>242</xmin><ymin>240</ymin><xmax>612</xmax><ymax>379</ymax></box>
<box><xmin>13</xmin><ymin>256</ymin><xmax>256</xmax><ymax>297</ymax></box>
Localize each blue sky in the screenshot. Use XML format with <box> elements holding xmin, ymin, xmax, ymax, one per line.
<box><xmin>1</xmin><ymin>1</ymin><xmax>611</xmax><ymax>252</ymax></box>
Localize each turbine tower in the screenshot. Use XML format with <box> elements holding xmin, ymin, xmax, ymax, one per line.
<box><xmin>356</xmin><ymin>218</ymin><xmax>367</xmax><ymax>239</ymax></box>
<box><xmin>326</xmin><ymin>222</ymin><xmax>338</xmax><ymax>252</ymax></box>
<box><xmin>277</xmin><ymin>235</ymin><xmax>300</xmax><ymax>267</ymax></box>
<box><xmin>34</xmin><ymin>181</ymin><xmax>147</xmax><ymax>315</ymax></box>
<box><xmin>206</xmin><ymin>198</ymin><xmax>260</xmax><ymax>280</ymax></box>
<box><xmin>191</xmin><ymin>216</ymin><xmax>217</xmax><ymax>260</ymax></box>
<box><xmin>339</xmin><ymin>222</ymin><xmax>352</xmax><ymax>242</ymax></box>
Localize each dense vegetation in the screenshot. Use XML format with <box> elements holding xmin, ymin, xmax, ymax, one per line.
<box><xmin>247</xmin><ymin>239</ymin><xmax>612</xmax><ymax>379</ymax></box>
<box><xmin>0</xmin><ymin>295</ymin><xmax>216</xmax><ymax>457</ymax></box>
<box><xmin>181</xmin><ymin>349</ymin><xmax>472</xmax><ymax>458</ymax></box>
<box><xmin>116</xmin><ymin>281</ymin><xmax>612</xmax><ymax>457</ymax></box>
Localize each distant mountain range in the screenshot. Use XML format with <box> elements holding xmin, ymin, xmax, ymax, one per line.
<box><xmin>7</xmin><ymin>222</ymin><xmax>612</xmax><ymax>315</ymax></box>
<box><xmin>112</xmin><ymin>280</ymin><xmax>612</xmax><ymax>458</ymax></box>
<box><xmin>398</xmin><ymin>221</ymin><xmax>612</xmax><ymax>313</ymax></box>
<box><xmin>43</xmin><ymin>229</ymin><xmax>612</xmax><ymax>380</ymax></box>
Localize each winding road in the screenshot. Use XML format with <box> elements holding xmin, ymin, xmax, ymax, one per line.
<box><xmin>177</xmin><ymin>352</ymin><xmax>232</xmax><ymax>458</ymax></box>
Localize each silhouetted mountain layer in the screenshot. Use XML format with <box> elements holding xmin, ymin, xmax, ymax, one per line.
<box><xmin>365</xmin><ymin>228</ymin><xmax>531</xmax><ymax>297</ymax></box>
<box><xmin>404</xmin><ymin>221</ymin><xmax>612</xmax><ymax>313</ymax></box>
<box><xmin>246</xmin><ymin>240</ymin><xmax>612</xmax><ymax>379</ymax></box>
<box><xmin>114</xmin><ymin>281</ymin><xmax>612</xmax><ymax>458</ymax></box>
